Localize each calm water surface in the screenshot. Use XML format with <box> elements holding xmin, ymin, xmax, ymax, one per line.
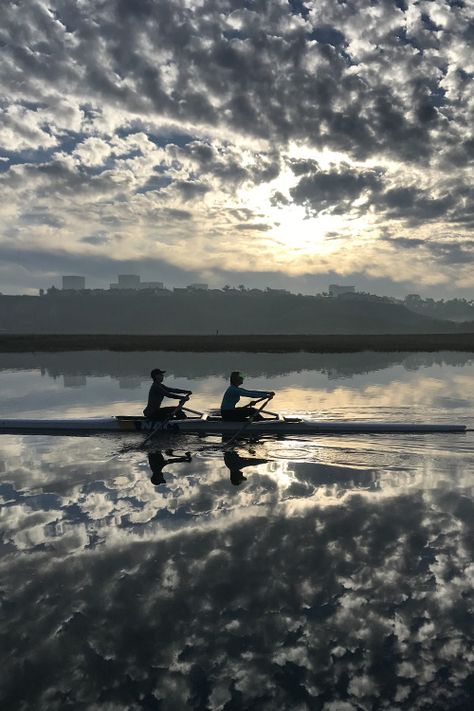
<box><xmin>1</xmin><ymin>351</ymin><xmax>473</xmax><ymax>710</ymax></box>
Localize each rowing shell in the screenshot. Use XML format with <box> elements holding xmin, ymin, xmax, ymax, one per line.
<box><xmin>0</xmin><ymin>415</ymin><xmax>467</xmax><ymax>435</ymax></box>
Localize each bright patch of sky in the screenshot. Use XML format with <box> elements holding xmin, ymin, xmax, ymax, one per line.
<box><xmin>0</xmin><ymin>0</ymin><xmax>473</xmax><ymax>296</ymax></box>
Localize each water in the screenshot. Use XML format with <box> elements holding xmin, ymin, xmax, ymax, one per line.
<box><xmin>0</xmin><ymin>351</ymin><xmax>473</xmax><ymax>710</ymax></box>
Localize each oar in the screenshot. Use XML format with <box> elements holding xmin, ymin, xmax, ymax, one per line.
<box><xmin>181</xmin><ymin>406</ymin><xmax>203</xmax><ymax>417</ymax></box>
<box><xmin>222</xmin><ymin>396</ymin><xmax>273</xmax><ymax>450</ymax></box>
<box><xmin>142</xmin><ymin>396</ymin><xmax>189</xmax><ymax>446</ymax></box>
<box><xmin>248</xmin><ymin>398</ymin><xmax>279</xmax><ymax>419</ymax></box>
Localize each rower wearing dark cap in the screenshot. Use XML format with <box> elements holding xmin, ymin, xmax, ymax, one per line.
<box><xmin>144</xmin><ymin>368</ymin><xmax>192</xmax><ymax>420</ymax></box>
<box><xmin>220</xmin><ymin>371</ymin><xmax>274</xmax><ymax>421</ymax></box>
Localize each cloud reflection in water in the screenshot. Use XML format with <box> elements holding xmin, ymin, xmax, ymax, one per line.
<box><xmin>0</xmin><ymin>431</ymin><xmax>473</xmax><ymax>709</ymax></box>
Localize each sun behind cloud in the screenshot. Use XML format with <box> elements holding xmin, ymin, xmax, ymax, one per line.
<box><xmin>0</xmin><ymin>0</ymin><xmax>473</xmax><ymax>295</ymax></box>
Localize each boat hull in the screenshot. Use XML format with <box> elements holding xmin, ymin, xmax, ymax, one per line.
<box><xmin>0</xmin><ymin>416</ymin><xmax>467</xmax><ymax>435</ymax></box>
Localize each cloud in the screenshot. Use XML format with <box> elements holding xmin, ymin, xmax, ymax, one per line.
<box><xmin>382</xmin><ymin>234</ymin><xmax>474</xmax><ymax>265</ymax></box>
<box><xmin>174</xmin><ymin>180</ymin><xmax>211</xmax><ymax>200</ymax></box>
<box><xmin>235</xmin><ymin>222</ymin><xmax>272</xmax><ymax>231</ymax></box>
<box><xmin>374</xmin><ymin>186</ymin><xmax>456</xmax><ymax>225</ymax></box>
<box><xmin>0</xmin><ymin>0</ymin><xmax>473</xmax><ymax>294</ymax></box>
<box><xmin>19</xmin><ymin>209</ymin><xmax>64</xmax><ymax>228</ymax></box>
<box><xmin>290</xmin><ymin>164</ymin><xmax>384</xmax><ymax>215</ymax></box>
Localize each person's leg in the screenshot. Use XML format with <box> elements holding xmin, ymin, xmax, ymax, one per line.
<box><xmin>222</xmin><ymin>407</ymin><xmax>265</xmax><ymax>421</ymax></box>
<box><xmin>245</xmin><ymin>407</ymin><xmax>264</xmax><ymax>421</ymax></box>
<box><xmin>150</xmin><ymin>407</ymin><xmax>188</xmax><ymax>420</ymax></box>
<box><xmin>148</xmin><ymin>407</ymin><xmax>176</xmax><ymax>420</ymax></box>
<box><xmin>221</xmin><ymin>408</ymin><xmax>250</xmax><ymax>421</ymax></box>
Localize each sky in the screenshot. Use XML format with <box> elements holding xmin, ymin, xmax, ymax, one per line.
<box><xmin>1</xmin><ymin>0</ymin><xmax>473</xmax><ymax>298</ymax></box>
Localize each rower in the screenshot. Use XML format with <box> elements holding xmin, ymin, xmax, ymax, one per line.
<box><xmin>143</xmin><ymin>368</ymin><xmax>192</xmax><ymax>420</ymax></box>
<box><xmin>220</xmin><ymin>371</ymin><xmax>275</xmax><ymax>421</ymax></box>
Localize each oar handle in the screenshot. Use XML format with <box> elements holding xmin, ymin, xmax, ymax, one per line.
<box><xmin>248</xmin><ymin>394</ymin><xmax>275</xmax><ymax>407</ymax></box>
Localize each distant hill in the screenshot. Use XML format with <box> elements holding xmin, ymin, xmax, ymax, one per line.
<box><xmin>402</xmin><ymin>295</ymin><xmax>474</xmax><ymax>322</ymax></box>
<box><xmin>0</xmin><ymin>290</ymin><xmax>470</xmax><ymax>334</ymax></box>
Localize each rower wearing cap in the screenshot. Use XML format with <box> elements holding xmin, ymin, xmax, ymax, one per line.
<box><xmin>144</xmin><ymin>368</ymin><xmax>192</xmax><ymax>420</ymax></box>
<box><xmin>220</xmin><ymin>371</ymin><xmax>275</xmax><ymax>421</ymax></box>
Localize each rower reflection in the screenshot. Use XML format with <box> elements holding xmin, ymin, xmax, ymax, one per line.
<box><xmin>148</xmin><ymin>449</ymin><xmax>192</xmax><ymax>485</ymax></box>
<box><xmin>146</xmin><ymin>447</ymin><xmax>268</xmax><ymax>488</ymax></box>
<box><xmin>223</xmin><ymin>450</ymin><xmax>268</xmax><ymax>486</ymax></box>
<box><xmin>146</xmin><ymin>447</ymin><xmax>378</xmax><ymax>492</ymax></box>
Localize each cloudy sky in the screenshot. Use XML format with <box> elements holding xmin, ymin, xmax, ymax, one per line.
<box><xmin>1</xmin><ymin>0</ymin><xmax>474</xmax><ymax>296</ymax></box>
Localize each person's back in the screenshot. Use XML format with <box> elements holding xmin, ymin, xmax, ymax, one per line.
<box><xmin>220</xmin><ymin>371</ymin><xmax>274</xmax><ymax>421</ymax></box>
<box><xmin>144</xmin><ymin>368</ymin><xmax>192</xmax><ymax>420</ymax></box>
<box><xmin>221</xmin><ymin>383</ymin><xmax>248</xmax><ymax>410</ymax></box>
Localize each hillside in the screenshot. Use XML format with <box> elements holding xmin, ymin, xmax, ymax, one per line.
<box><xmin>0</xmin><ymin>290</ymin><xmax>468</xmax><ymax>335</ymax></box>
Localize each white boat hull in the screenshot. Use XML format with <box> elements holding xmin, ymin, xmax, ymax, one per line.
<box><xmin>0</xmin><ymin>416</ymin><xmax>467</xmax><ymax>435</ymax></box>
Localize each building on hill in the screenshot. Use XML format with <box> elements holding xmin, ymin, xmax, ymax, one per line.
<box><xmin>109</xmin><ymin>274</ymin><xmax>164</xmax><ymax>290</ymax></box>
<box><xmin>110</xmin><ymin>274</ymin><xmax>141</xmax><ymax>289</ymax></box>
<box><xmin>328</xmin><ymin>284</ymin><xmax>355</xmax><ymax>296</ymax></box>
<box><xmin>140</xmin><ymin>281</ymin><xmax>164</xmax><ymax>290</ymax></box>
<box><xmin>62</xmin><ymin>275</ymin><xmax>85</xmax><ymax>290</ymax></box>
<box><xmin>187</xmin><ymin>283</ymin><xmax>208</xmax><ymax>290</ymax></box>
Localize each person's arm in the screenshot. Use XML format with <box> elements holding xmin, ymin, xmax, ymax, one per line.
<box><xmin>237</xmin><ymin>386</ymin><xmax>274</xmax><ymax>398</ymax></box>
<box><xmin>161</xmin><ymin>383</ymin><xmax>192</xmax><ymax>397</ymax></box>
<box><xmin>169</xmin><ymin>386</ymin><xmax>192</xmax><ymax>395</ymax></box>
<box><xmin>164</xmin><ymin>454</ymin><xmax>192</xmax><ymax>464</ymax></box>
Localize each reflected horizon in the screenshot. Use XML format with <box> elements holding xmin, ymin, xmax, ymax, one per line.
<box><xmin>0</xmin><ymin>350</ymin><xmax>473</xmax><ymax>422</ymax></box>
<box><xmin>0</xmin><ymin>349</ymin><xmax>473</xmax><ymax>380</ymax></box>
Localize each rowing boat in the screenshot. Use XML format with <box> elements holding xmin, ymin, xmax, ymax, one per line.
<box><xmin>0</xmin><ymin>415</ymin><xmax>467</xmax><ymax>435</ymax></box>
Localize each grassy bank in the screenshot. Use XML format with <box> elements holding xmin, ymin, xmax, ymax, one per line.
<box><xmin>0</xmin><ymin>333</ymin><xmax>473</xmax><ymax>353</ymax></box>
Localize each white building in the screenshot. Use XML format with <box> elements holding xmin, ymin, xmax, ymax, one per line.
<box><xmin>110</xmin><ymin>274</ymin><xmax>141</xmax><ymax>289</ymax></box>
<box><xmin>118</xmin><ymin>274</ymin><xmax>141</xmax><ymax>288</ymax></box>
<box><xmin>62</xmin><ymin>275</ymin><xmax>85</xmax><ymax>290</ymax></box>
<box><xmin>328</xmin><ymin>284</ymin><xmax>355</xmax><ymax>296</ymax></box>
<box><xmin>139</xmin><ymin>281</ymin><xmax>164</xmax><ymax>290</ymax></box>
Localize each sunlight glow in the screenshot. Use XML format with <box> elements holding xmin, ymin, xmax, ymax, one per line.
<box><xmin>236</xmin><ymin>144</ymin><xmax>376</xmax><ymax>258</ymax></box>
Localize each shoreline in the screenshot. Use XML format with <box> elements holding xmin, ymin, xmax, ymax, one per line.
<box><xmin>0</xmin><ymin>333</ymin><xmax>473</xmax><ymax>353</ymax></box>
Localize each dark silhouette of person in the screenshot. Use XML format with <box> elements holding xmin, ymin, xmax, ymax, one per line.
<box><xmin>144</xmin><ymin>368</ymin><xmax>192</xmax><ymax>420</ymax></box>
<box><xmin>223</xmin><ymin>450</ymin><xmax>268</xmax><ymax>486</ymax></box>
<box><xmin>148</xmin><ymin>449</ymin><xmax>192</xmax><ymax>485</ymax></box>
